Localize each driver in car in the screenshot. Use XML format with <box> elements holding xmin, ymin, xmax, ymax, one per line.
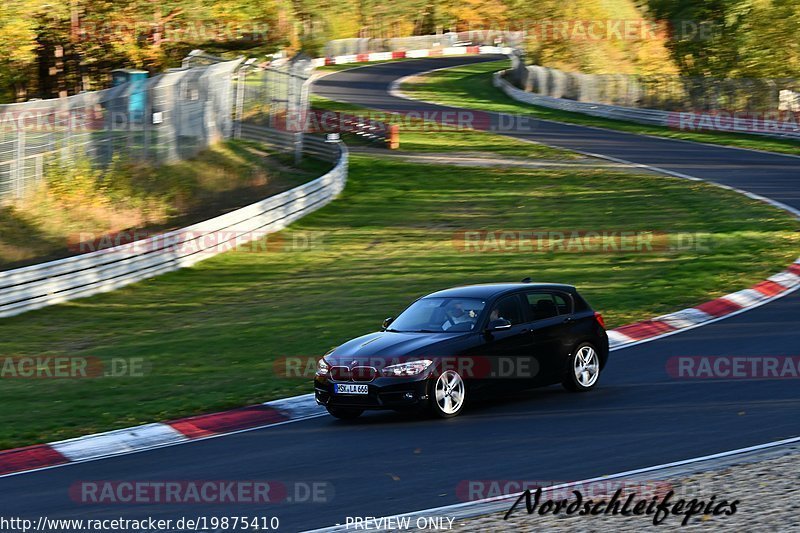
<box><xmin>442</xmin><ymin>302</ymin><xmax>476</xmax><ymax>331</ymax></box>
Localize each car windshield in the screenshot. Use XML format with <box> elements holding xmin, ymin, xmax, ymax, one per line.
<box><xmin>388</xmin><ymin>297</ymin><xmax>486</xmax><ymax>333</ymax></box>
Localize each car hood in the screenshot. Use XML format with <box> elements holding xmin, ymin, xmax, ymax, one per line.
<box><xmin>327</xmin><ymin>330</ymin><xmax>469</xmax><ymax>364</ymax></box>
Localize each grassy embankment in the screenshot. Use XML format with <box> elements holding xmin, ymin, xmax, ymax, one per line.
<box><xmin>0</xmin><ymin>140</ymin><xmax>327</xmax><ymax>269</ymax></box>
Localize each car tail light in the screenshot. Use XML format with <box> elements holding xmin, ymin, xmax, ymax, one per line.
<box><xmin>594</xmin><ymin>312</ymin><xmax>606</xmax><ymax>329</ymax></box>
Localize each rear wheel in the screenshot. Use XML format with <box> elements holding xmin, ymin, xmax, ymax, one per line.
<box><xmin>430</xmin><ymin>370</ymin><xmax>466</xmax><ymax>418</ymax></box>
<box><xmin>326</xmin><ymin>406</ymin><xmax>363</xmax><ymax>419</ymax></box>
<box><xmin>562</xmin><ymin>343</ymin><xmax>601</xmax><ymax>392</ymax></box>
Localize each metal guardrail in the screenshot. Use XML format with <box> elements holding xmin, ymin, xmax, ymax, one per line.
<box><xmin>494</xmin><ymin>70</ymin><xmax>800</xmax><ymax>141</ymax></box>
<box><xmin>0</xmin><ymin>126</ymin><xmax>347</xmax><ymax>319</ymax></box>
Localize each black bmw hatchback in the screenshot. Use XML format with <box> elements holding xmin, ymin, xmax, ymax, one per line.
<box><xmin>314</xmin><ymin>282</ymin><xmax>608</xmax><ymax>419</ymax></box>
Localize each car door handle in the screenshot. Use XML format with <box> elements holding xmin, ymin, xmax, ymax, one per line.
<box><xmin>562</xmin><ymin>317</ymin><xmax>573</xmax><ymax>323</ymax></box>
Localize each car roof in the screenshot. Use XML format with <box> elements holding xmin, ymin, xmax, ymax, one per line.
<box><xmin>424</xmin><ymin>282</ymin><xmax>577</xmax><ymax>300</ymax></box>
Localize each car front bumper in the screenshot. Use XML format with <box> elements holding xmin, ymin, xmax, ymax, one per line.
<box><xmin>314</xmin><ymin>374</ymin><xmax>431</xmax><ymax>410</ymax></box>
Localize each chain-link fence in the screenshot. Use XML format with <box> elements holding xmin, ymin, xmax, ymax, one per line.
<box><xmin>506</xmin><ymin>53</ymin><xmax>800</xmax><ymax>113</ymax></box>
<box><xmin>234</xmin><ymin>56</ymin><xmax>313</xmax><ymax>131</ymax></box>
<box><xmin>0</xmin><ymin>51</ymin><xmax>313</xmax><ymax>202</ymax></box>
<box><xmin>232</xmin><ymin>54</ymin><xmax>313</xmax><ymax>164</ymax></box>
<box><xmin>324</xmin><ymin>31</ymin><xmax>525</xmax><ymax>57</ymax></box>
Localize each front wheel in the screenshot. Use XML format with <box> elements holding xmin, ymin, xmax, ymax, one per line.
<box><xmin>430</xmin><ymin>370</ymin><xmax>466</xmax><ymax>418</ymax></box>
<box><xmin>326</xmin><ymin>406</ymin><xmax>363</xmax><ymax>419</ymax></box>
<box><xmin>562</xmin><ymin>342</ymin><xmax>601</xmax><ymax>392</ymax></box>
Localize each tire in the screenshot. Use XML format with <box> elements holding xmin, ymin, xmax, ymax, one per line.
<box><xmin>562</xmin><ymin>342</ymin><xmax>601</xmax><ymax>392</ymax></box>
<box><xmin>326</xmin><ymin>406</ymin><xmax>364</xmax><ymax>420</ymax></box>
<box><xmin>429</xmin><ymin>369</ymin><xmax>467</xmax><ymax>418</ymax></box>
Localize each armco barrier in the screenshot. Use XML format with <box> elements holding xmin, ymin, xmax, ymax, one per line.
<box><xmin>494</xmin><ymin>71</ymin><xmax>800</xmax><ymax>141</ymax></box>
<box><xmin>0</xmin><ymin>127</ymin><xmax>347</xmax><ymax>319</ymax></box>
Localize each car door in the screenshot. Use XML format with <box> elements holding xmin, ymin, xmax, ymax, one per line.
<box><xmin>523</xmin><ymin>291</ymin><xmax>574</xmax><ymax>385</ymax></box>
<box><xmin>482</xmin><ymin>293</ymin><xmax>538</xmax><ymax>383</ymax></box>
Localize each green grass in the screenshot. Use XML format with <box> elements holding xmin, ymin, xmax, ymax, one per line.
<box><xmin>0</xmin><ymin>149</ymin><xmax>798</xmax><ymax>448</ymax></box>
<box><xmin>401</xmin><ymin>61</ymin><xmax>800</xmax><ymax>157</ymax></box>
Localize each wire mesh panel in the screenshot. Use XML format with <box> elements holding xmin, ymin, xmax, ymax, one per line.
<box><xmin>0</xmin><ymin>57</ymin><xmax>247</xmax><ymax>202</ymax></box>
<box><xmin>235</xmin><ymin>57</ymin><xmax>312</xmax><ymax>131</ymax></box>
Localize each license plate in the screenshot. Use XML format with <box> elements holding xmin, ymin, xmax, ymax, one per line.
<box><xmin>334</xmin><ymin>383</ymin><xmax>369</xmax><ymax>395</ymax></box>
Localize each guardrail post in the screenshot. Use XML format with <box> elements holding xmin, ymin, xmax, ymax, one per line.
<box><xmin>14</xmin><ymin>127</ymin><xmax>26</xmax><ymax>199</ymax></box>
<box><xmin>234</xmin><ymin>60</ymin><xmax>256</xmax><ymax>139</ymax></box>
<box><xmin>294</xmin><ymin>132</ymin><xmax>303</xmax><ymax>165</ymax></box>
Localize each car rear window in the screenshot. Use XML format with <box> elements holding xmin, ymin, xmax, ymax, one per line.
<box><xmin>524</xmin><ymin>291</ymin><xmax>573</xmax><ymax>320</ymax></box>
<box><xmin>572</xmin><ymin>292</ymin><xmax>591</xmax><ymax>312</ymax></box>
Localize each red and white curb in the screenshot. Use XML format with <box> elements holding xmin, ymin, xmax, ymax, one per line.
<box><xmin>608</xmin><ymin>259</ymin><xmax>800</xmax><ymax>349</ymax></box>
<box><xmin>0</xmin><ymin>394</ymin><xmax>320</xmax><ymax>478</ymax></box>
<box><xmin>311</xmin><ymin>45</ymin><xmax>513</xmax><ymax>68</ymax></box>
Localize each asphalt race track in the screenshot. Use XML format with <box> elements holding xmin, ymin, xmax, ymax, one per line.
<box><xmin>2</xmin><ymin>56</ymin><xmax>800</xmax><ymax>532</ymax></box>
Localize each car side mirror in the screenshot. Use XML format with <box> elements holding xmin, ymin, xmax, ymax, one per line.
<box><xmin>487</xmin><ymin>318</ymin><xmax>512</xmax><ymax>331</ymax></box>
<box><xmin>382</xmin><ymin>317</ymin><xmax>395</xmax><ymax>330</ymax></box>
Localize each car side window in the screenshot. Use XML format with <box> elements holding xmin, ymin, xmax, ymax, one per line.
<box><xmin>553</xmin><ymin>293</ymin><xmax>572</xmax><ymax>315</ymax></box>
<box><xmin>490</xmin><ymin>295</ymin><xmax>524</xmax><ymax>325</ymax></box>
<box><xmin>524</xmin><ymin>292</ymin><xmax>560</xmax><ymax>321</ymax></box>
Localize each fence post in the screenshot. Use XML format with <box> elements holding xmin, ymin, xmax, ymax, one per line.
<box><xmin>143</xmin><ymin>78</ymin><xmax>152</xmax><ymax>161</ymax></box>
<box><xmin>234</xmin><ymin>62</ymin><xmax>254</xmax><ymax>139</ymax></box>
<box><xmin>294</xmin><ymin>132</ymin><xmax>302</xmax><ymax>165</ymax></box>
<box><xmin>14</xmin><ymin>127</ymin><xmax>26</xmax><ymax>199</ymax></box>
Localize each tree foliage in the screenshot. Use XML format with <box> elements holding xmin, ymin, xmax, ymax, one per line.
<box><xmin>645</xmin><ymin>0</ymin><xmax>800</xmax><ymax>79</ymax></box>
<box><xmin>0</xmin><ymin>0</ymin><xmax>795</xmax><ymax>103</ymax></box>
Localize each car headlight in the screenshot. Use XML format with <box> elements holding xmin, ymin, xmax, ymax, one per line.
<box><xmin>316</xmin><ymin>357</ymin><xmax>330</xmax><ymax>376</ymax></box>
<box><xmin>381</xmin><ymin>360</ymin><xmax>433</xmax><ymax>377</ymax></box>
